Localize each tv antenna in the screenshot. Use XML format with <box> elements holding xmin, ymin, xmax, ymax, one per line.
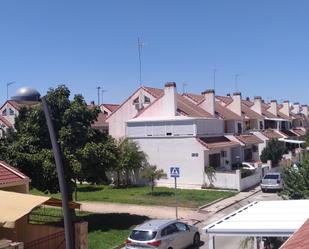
<box><xmin>213</xmin><ymin>69</ymin><xmax>217</xmax><ymax>90</ymax></box>
<box><xmin>96</xmin><ymin>86</ymin><xmax>101</xmax><ymax>105</ymax></box>
<box><xmin>101</xmin><ymin>88</ymin><xmax>107</xmax><ymax>105</ymax></box>
<box><xmin>137</xmin><ymin>37</ymin><xmax>144</xmax><ymax>86</ymax></box>
<box><xmin>182</xmin><ymin>82</ymin><xmax>188</xmax><ymax>94</ymax></box>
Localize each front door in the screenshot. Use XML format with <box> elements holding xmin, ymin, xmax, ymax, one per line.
<box><xmin>209</xmin><ymin>153</ymin><xmax>221</xmax><ymax>168</ymax></box>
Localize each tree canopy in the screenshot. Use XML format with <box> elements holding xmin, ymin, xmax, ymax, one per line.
<box><xmin>260</xmin><ymin>138</ymin><xmax>287</xmax><ymax>166</ymax></box>
<box><xmin>0</xmin><ymin>85</ymin><xmax>117</xmax><ymax>198</ymax></box>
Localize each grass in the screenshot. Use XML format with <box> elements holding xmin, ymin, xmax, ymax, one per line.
<box><xmin>29</xmin><ymin>207</ymin><xmax>148</xmax><ymax>249</ymax></box>
<box><xmin>31</xmin><ymin>184</ymin><xmax>235</xmax><ymax>208</ymax></box>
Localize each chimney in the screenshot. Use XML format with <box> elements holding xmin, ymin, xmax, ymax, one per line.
<box><xmin>301</xmin><ymin>105</ymin><xmax>308</xmax><ymax>117</ymax></box>
<box><xmin>251</xmin><ymin>96</ymin><xmax>262</xmax><ymax>115</ymax></box>
<box><xmin>268</xmin><ymin>100</ymin><xmax>278</xmax><ymax>116</ymax></box>
<box><xmin>227</xmin><ymin>93</ymin><xmax>231</xmax><ymax>97</ymax></box>
<box><xmin>201</xmin><ymin>89</ymin><xmax>215</xmax><ymax>116</ymax></box>
<box><xmin>226</xmin><ymin>92</ymin><xmax>242</xmax><ymax>116</ymax></box>
<box><xmin>246</xmin><ymin>97</ymin><xmax>250</xmax><ymax>101</ymax></box>
<box><xmin>163</xmin><ymin>82</ymin><xmax>177</xmax><ymax>116</ymax></box>
<box><xmin>281</xmin><ymin>100</ymin><xmax>290</xmax><ymax>117</ymax></box>
<box><xmin>292</xmin><ymin>102</ymin><xmax>300</xmax><ymax>114</ymax></box>
<box><xmin>90</xmin><ymin>100</ymin><xmax>95</xmax><ymax>106</ymax></box>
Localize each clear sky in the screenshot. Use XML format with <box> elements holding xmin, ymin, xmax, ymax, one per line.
<box><xmin>1</xmin><ymin>0</ymin><xmax>309</xmax><ymax>105</ymax></box>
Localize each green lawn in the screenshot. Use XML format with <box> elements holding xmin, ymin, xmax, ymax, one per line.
<box><xmin>31</xmin><ymin>184</ymin><xmax>235</xmax><ymax>208</ymax></box>
<box><xmin>29</xmin><ymin>207</ymin><xmax>148</xmax><ymax>249</ymax></box>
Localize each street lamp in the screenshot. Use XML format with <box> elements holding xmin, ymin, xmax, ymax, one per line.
<box><xmin>12</xmin><ymin>87</ymin><xmax>74</xmax><ymax>249</ymax></box>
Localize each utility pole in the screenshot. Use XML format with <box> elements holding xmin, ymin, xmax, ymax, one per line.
<box><xmin>6</xmin><ymin>81</ymin><xmax>15</xmax><ymax>100</ymax></box>
<box><xmin>137</xmin><ymin>37</ymin><xmax>144</xmax><ymax>86</ymax></box>
<box><xmin>234</xmin><ymin>74</ymin><xmax>240</xmax><ymax>92</ymax></box>
<box><xmin>101</xmin><ymin>88</ymin><xmax>107</xmax><ymax>105</ymax></box>
<box><xmin>213</xmin><ymin>69</ymin><xmax>217</xmax><ymax>90</ymax></box>
<box><xmin>182</xmin><ymin>82</ymin><xmax>187</xmax><ymax>94</ymax></box>
<box><xmin>96</xmin><ymin>86</ymin><xmax>101</xmax><ymax>105</ymax></box>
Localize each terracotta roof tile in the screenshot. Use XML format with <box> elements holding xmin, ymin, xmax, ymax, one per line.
<box><xmin>101</xmin><ymin>104</ymin><xmax>119</xmax><ymax>112</ymax></box>
<box><xmin>177</xmin><ymin>94</ymin><xmax>214</xmax><ymax>118</ymax></box>
<box><xmin>262</xmin><ymin>129</ymin><xmax>284</xmax><ymax>139</ymax></box>
<box><xmin>0</xmin><ymin>100</ymin><xmax>39</xmax><ymax>111</ymax></box>
<box><xmin>197</xmin><ymin>136</ymin><xmax>239</xmax><ymax>149</ymax></box>
<box><xmin>0</xmin><ymin>161</ymin><xmax>28</xmax><ymax>186</ymax></box>
<box><xmin>143</xmin><ymin>86</ymin><xmax>164</xmax><ymax>98</ymax></box>
<box><xmin>242</xmin><ymin>99</ymin><xmax>254</xmax><ymax>107</ymax></box>
<box><xmin>92</xmin><ymin>112</ymin><xmax>108</xmax><ymax>128</ymax></box>
<box><xmin>280</xmin><ymin>130</ymin><xmax>299</xmax><ymax>137</ymax></box>
<box><xmin>280</xmin><ymin>219</ymin><xmax>309</xmax><ymax>249</ymax></box>
<box><xmin>183</xmin><ymin>93</ymin><xmax>204</xmax><ymax>103</ymax></box>
<box><xmin>235</xmin><ymin>134</ymin><xmax>263</xmax><ymax>145</ymax></box>
<box><xmin>215</xmin><ymin>102</ymin><xmax>242</xmax><ymax>120</ymax></box>
<box><xmin>216</xmin><ymin>96</ymin><xmax>233</xmax><ymax>105</ymax></box>
<box><xmin>292</xmin><ymin>129</ymin><xmax>306</xmax><ymax>136</ymax></box>
<box><xmin>0</xmin><ymin>116</ymin><xmax>13</xmax><ymax>128</ymax></box>
<box><xmin>241</xmin><ymin>104</ymin><xmax>264</xmax><ymax>120</ymax></box>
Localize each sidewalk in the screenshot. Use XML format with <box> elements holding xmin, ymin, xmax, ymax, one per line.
<box><xmin>79</xmin><ymin>185</ymin><xmax>261</xmax><ymax>224</ymax></box>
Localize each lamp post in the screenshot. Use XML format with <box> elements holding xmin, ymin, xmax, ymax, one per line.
<box><xmin>12</xmin><ymin>87</ymin><xmax>74</xmax><ymax>249</ymax></box>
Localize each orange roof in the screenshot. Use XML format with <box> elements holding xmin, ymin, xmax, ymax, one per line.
<box><xmin>292</xmin><ymin>129</ymin><xmax>306</xmax><ymax>136</ymax></box>
<box><xmin>197</xmin><ymin>136</ymin><xmax>239</xmax><ymax>149</ymax></box>
<box><xmin>0</xmin><ymin>161</ymin><xmax>28</xmax><ymax>186</ymax></box>
<box><xmin>143</xmin><ymin>86</ymin><xmax>164</xmax><ymax>98</ymax></box>
<box><xmin>177</xmin><ymin>94</ymin><xmax>214</xmax><ymax>118</ymax></box>
<box><xmin>215</xmin><ymin>102</ymin><xmax>242</xmax><ymax>120</ymax></box>
<box><xmin>236</xmin><ymin>134</ymin><xmax>263</xmax><ymax>145</ymax></box>
<box><xmin>0</xmin><ymin>116</ymin><xmax>13</xmax><ymax>128</ymax></box>
<box><xmin>262</xmin><ymin>129</ymin><xmax>284</xmax><ymax>139</ymax></box>
<box><xmin>0</xmin><ymin>100</ymin><xmax>39</xmax><ymax>111</ymax></box>
<box><xmin>280</xmin><ymin>219</ymin><xmax>309</xmax><ymax>249</ymax></box>
<box><xmin>216</xmin><ymin>95</ymin><xmax>233</xmax><ymax>105</ymax></box>
<box><xmin>92</xmin><ymin>112</ymin><xmax>108</xmax><ymax>127</ymax></box>
<box><xmin>242</xmin><ymin>99</ymin><xmax>253</xmax><ymax>107</ymax></box>
<box><xmin>241</xmin><ymin>104</ymin><xmax>264</xmax><ymax>120</ymax></box>
<box><xmin>101</xmin><ymin>104</ymin><xmax>119</xmax><ymax>112</ymax></box>
<box><xmin>183</xmin><ymin>93</ymin><xmax>204</xmax><ymax>103</ymax></box>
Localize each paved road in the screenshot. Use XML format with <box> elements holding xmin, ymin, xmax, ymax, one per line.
<box><xmin>194</xmin><ymin>191</ymin><xmax>282</xmax><ymax>249</ymax></box>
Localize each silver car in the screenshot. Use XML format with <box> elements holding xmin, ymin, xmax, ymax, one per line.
<box><xmin>260</xmin><ymin>172</ymin><xmax>283</xmax><ymax>192</ymax></box>
<box><xmin>125</xmin><ymin>219</ymin><xmax>200</xmax><ymax>249</ymax></box>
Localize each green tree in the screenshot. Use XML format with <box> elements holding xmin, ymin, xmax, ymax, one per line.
<box><xmin>0</xmin><ymin>85</ymin><xmax>117</xmax><ymax>200</ymax></box>
<box><xmin>282</xmin><ymin>157</ymin><xmax>309</xmax><ymax>199</ymax></box>
<box><xmin>140</xmin><ymin>164</ymin><xmax>167</xmax><ymax>194</ymax></box>
<box><xmin>260</xmin><ymin>138</ymin><xmax>287</xmax><ymax>166</ymax></box>
<box><xmin>116</xmin><ymin>138</ymin><xmax>147</xmax><ymax>186</ymax></box>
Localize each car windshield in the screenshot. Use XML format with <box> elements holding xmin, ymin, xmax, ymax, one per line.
<box><xmin>264</xmin><ymin>174</ymin><xmax>279</xmax><ymax>179</ymax></box>
<box><xmin>129</xmin><ymin>230</ymin><xmax>157</xmax><ymax>241</ymax></box>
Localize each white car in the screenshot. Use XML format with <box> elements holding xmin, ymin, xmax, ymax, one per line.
<box><xmin>260</xmin><ymin>172</ymin><xmax>283</xmax><ymax>192</ymax></box>
<box><xmin>125</xmin><ymin>219</ymin><xmax>200</xmax><ymax>249</ymax></box>
<box><xmin>241</xmin><ymin>162</ymin><xmax>256</xmax><ymax>170</ymax></box>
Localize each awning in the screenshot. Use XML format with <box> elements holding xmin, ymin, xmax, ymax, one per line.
<box><xmin>203</xmin><ymin>200</ymin><xmax>309</xmax><ymax>238</ymax></box>
<box><xmin>279</xmin><ymin>138</ymin><xmax>305</xmax><ymax>144</ymax></box>
<box><xmin>0</xmin><ymin>190</ymin><xmax>49</xmax><ymax>228</ymax></box>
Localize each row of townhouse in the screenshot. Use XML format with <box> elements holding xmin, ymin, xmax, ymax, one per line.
<box><xmin>0</xmin><ymin>83</ymin><xmax>307</xmax><ymax>190</ymax></box>
<box><xmin>105</xmin><ymin>82</ymin><xmax>308</xmax><ymax>190</ymax></box>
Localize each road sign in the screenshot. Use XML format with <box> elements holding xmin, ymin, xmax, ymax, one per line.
<box><xmin>170</xmin><ymin>167</ymin><xmax>180</xmax><ymax>178</ymax></box>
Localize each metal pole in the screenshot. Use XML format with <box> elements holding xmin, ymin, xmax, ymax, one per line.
<box><xmin>41</xmin><ymin>97</ymin><xmax>74</xmax><ymax>249</ymax></box>
<box><xmin>138</xmin><ymin>37</ymin><xmax>143</xmax><ymax>86</ymax></box>
<box><xmin>213</xmin><ymin>69</ymin><xmax>217</xmax><ymax>90</ymax></box>
<box><xmin>6</xmin><ymin>81</ymin><xmax>15</xmax><ymax>100</ymax></box>
<box><xmin>96</xmin><ymin>86</ymin><xmax>101</xmax><ymax>105</ymax></box>
<box><xmin>174</xmin><ymin>177</ymin><xmax>178</xmax><ymax>219</ymax></box>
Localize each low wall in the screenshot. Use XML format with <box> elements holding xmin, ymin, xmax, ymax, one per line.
<box><xmin>240</xmin><ymin>168</ymin><xmax>262</xmax><ymax>191</ymax></box>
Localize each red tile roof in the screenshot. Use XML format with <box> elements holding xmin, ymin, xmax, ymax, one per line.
<box><xmin>241</xmin><ymin>104</ymin><xmax>264</xmax><ymax>120</ymax></box>
<box><xmin>292</xmin><ymin>129</ymin><xmax>306</xmax><ymax>136</ymax></box>
<box><xmin>216</xmin><ymin>96</ymin><xmax>233</xmax><ymax>105</ymax></box>
<box><xmin>215</xmin><ymin>102</ymin><xmax>242</xmax><ymax>120</ymax></box>
<box><xmin>280</xmin><ymin>219</ymin><xmax>309</xmax><ymax>249</ymax></box>
<box><xmin>0</xmin><ymin>161</ymin><xmax>28</xmax><ymax>186</ymax></box>
<box><xmin>92</xmin><ymin>112</ymin><xmax>108</xmax><ymax>128</ymax></box>
<box><xmin>262</xmin><ymin>129</ymin><xmax>284</xmax><ymax>139</ymax></box>
<box><xmin>183</xmin><ymin>93</ymin><xmax>204</xmax><ymax>104</ymax></box>
<box><xmin>235</xmin><ymin>134</ymin><xmax>263</xmax><ymax>145</ymax></box>
<box><xmin>101</xmin><ymin>104</ymin><xmax>119</xmax><ymax>112</ymax></box>
<box><xmin>177</xmin><ymin>94</ymin><xmax>214</xmax><ymax>118</ymax></box>
<box><xmin>242</xmin><ymin>99</ymin><xmax>254</xmax><ymax>107</ymax></box>
<box><xmin>143</xmin><ymin>86</ymin><xmax>164</xmax><ymax>98</ymax></box>
<box><xmin>0</xmin><ymin>100</ymin><xmax>39</xmax><ymax>111</ymax></box>
<box><xmin>0</xmin><ymin>116</ymin><xmax>13</xmax><ymax>128</ymax></box>
<box><xmin>197</xmin><ymin>136</ymin><xmax>239</xmax><ymax>149</ymax></box>
<box><xmin>280</xmin><ymin>130</ymin><xmax>299</xmax><ymax>137</ymax></box>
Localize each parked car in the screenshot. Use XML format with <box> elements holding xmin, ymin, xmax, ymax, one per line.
<box><xmin>260</xmin><ymin>172</ymin><xmax>283</xmax><ymax>192</ymax></box>
<box><xmin>241</xmin><ymin>162</ymin><xmax>256</xmax><ymax>170</ymax></box>
<box><xmin>125</xmin><ymin>219</ymin><xmax>200</xmax><ymax>249</ymax></box>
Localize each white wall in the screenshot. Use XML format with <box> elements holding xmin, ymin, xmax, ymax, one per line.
<box><xmin>107</xmin><ymin>89</ymin><xmax>156</xmax><ymax>139</ymax></box>
<box><xmin>134</xmin><ymin>137</ymin><xmax>206</xmax><ymax>189</ymax></box>
<box><xmin>253</xmin><ymin>132</ymin><xmax>268</xmax><ymax>156</ymax></box>
<box><xmin>195</xmin><ymin>119</ymin><xmax>224</xmax><ymax>136</ymax></box>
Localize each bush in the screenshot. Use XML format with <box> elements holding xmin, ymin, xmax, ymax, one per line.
<box><xmin>260</xmin><ymin>138</ymin><xmax>287</xmax><ymax>166</ymax></box>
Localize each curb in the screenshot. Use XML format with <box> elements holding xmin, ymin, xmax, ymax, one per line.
<box><xmin>214</xmin><ymin>188</ymin><xmax>261</xmax><ymax>214</ymax></box>
<box><xmin>198</xmin><ymin>198</ymin><xmax>224</xmax><ymax>210</ymax></box>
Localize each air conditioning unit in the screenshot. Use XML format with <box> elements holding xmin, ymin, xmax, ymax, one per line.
<box><xmin>134</xmin><ymin>102</ymin><xmax>144</xmax><ymax>110</ymax></box>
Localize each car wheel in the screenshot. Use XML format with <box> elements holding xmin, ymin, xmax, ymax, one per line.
<box><xmin>193</xmin><ymin>232</ymin><xmax>200</xmax><ymax>246</ymax></box>
<box><xmin>261</xmin><ymin>188</ymin><xmax>266</xmax><ymax>193</ymax></box>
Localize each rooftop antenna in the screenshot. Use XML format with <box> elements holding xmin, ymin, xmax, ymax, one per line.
<box><xmin>96</xmin><ymin>86</ymin><xmax>101</xmax><ymax>105</ymax></box>
<box><xmin>213</xmin><ymin>69</ymin><xmax>217</xmax><ymax>90</ymax></box>
<box><xmin>137</xmin><ymin>37</ymin><xmax>144</xmax><ymax>86</ymax></box>
<box><xmin>234</xmin><ymin>74</ymin><xmax>240</xmax><ymax>92</ymax></box>
<box><xmin>182</xmin><ymin>82</ymin><xmax>188</xmax><ymax>94</ymax></box>
<box><xmin>101</xmin><ymin>88</ymin><xmax>107</xmax><ymax>105</ymax></box>
<box><xmin>6</xmin><ymin>81</ymin><xmax>15</xmax><ymax>100</ymax></box>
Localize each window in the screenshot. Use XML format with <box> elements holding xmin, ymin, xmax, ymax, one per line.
<box><xmin>175</xmin><ymin>222</ymin><xmax>188</xmax><ymax>232</ymax></box>
<box><xmin>259</xmin><ymin>121</ymin><xmax>264</xmax><ymax>130</ymax></box>
<box><xmin>221</xmin><ymin>151</ymin><xmax>227</xmax><ymax>158</ymax></box>
<box><xmin>144</xmin><ymin>96</ymin><xmax>150</xmax><ymax>103</ymax></box>
<box><xmin>2</xmin><ymin>109</ymin><xmax>7</xmax><ymax>116</ymax></box>
<box><xmin>9</xmin><ymin>108</ymin><xmax>14</xmax><ymax>115</ymax></box>
<box><xmin>244</xmin><ymin>148</ymin><xmax>253</xmax><ymax>161</ymax></box>
<box><xmin>191</xmin><ymin>153</ymin><xmax>199</xmax><ymax>157</ymax></box>
<box><xmin>237</xmin><ymin>123</ymin><xmax>242</xmax><ymax>134</ymax></box>
<box><xmin>209</xmin><ymin>153</ymin><xmax>221</xmax><ymax>168</ymax></box>
<box><xmin>129</xmin><ymin>230</ymin><xmax>157</xmax><ymax>241</ymax></box>
<box><xmin>161</xmin><ymin>224</ymin><xmax>178</xmax><ymax>237</ymax></box>
<box><xmin>133</xmin><ymin>97</ymin><xmax>139</xmax><ymax>104</ymax></box>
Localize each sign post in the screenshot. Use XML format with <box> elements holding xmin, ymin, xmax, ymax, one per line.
<box><xmin>170</xmin><ymin>167</ymin><xmax>180</xmax><ymax>219</ymax></box>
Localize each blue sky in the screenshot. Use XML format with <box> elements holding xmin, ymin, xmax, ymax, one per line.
<box><xmin>1</xmin><ymin>0</ymin><xmax>309</xmax><ymax>105</ymax></box>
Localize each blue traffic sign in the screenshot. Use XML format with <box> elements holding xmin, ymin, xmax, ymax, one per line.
<box><xmin>170</xmin><ymin>167</ymin><xmax>180</xmax><ymax>178</ymax></box>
